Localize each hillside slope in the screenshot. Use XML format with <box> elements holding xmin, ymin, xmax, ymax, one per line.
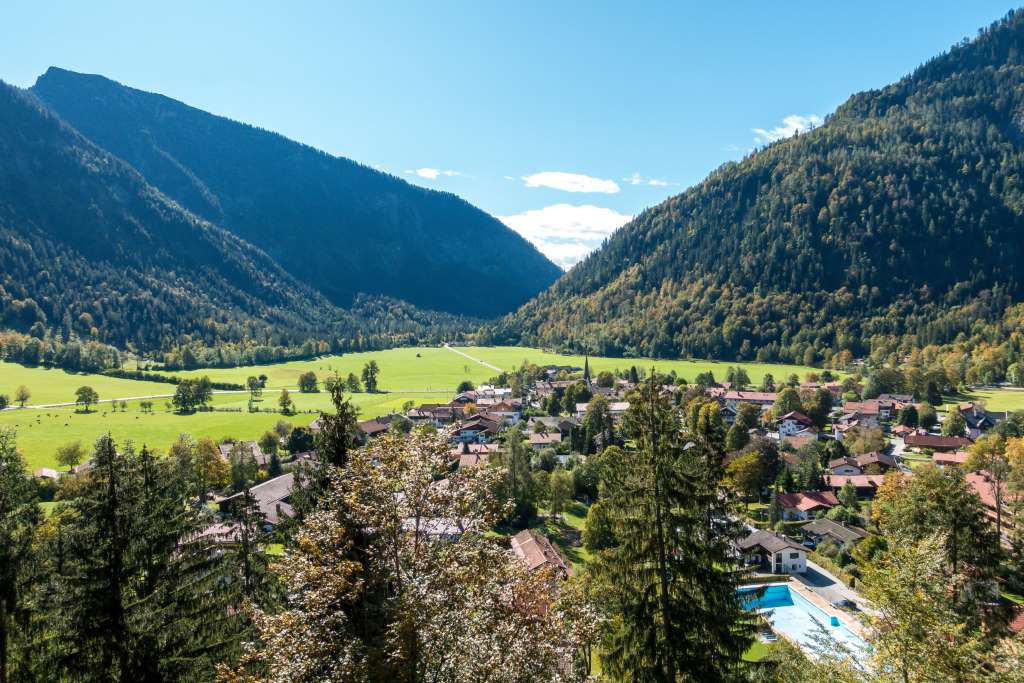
<box><xmin>31</xmin><ymin>68</ymin><xmax>561</xmax><ymax>318</ymax></box>
<box><xmin>0</xmin><ymin>81</ymin><xmax>459</xmax><ymax>355</ymax></box>
<box><xmin>492</xmin><ymin>10</ymin><xmax>1024</xmax><ymax>364</ymax></box>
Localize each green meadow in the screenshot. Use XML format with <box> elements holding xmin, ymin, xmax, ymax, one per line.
<box><xmin>2</xmin><ymin>344</ymin><xmax>835</xmax><ymax>469</ymax></box>
<box><xmin>949</xmin><ymin>387</ymin><xmax>1024</xmax><ymax>413</ymax></box>
<box><xmin>158</xmin><ymin>347</ymin><xmax>495</xmax><ymax>392</ymax></box>
<box><xmin>461</xmin><ymin>346</ymin><xmax>831</xmax><ymax>385</ymax></box>
<box><xmin>2</xmin><ymin>390</ymin><xmax>450</xmax><ymax>470</ymax></box>
<box><xmin>0</xmin><ymin>360</ymin><xmax>171</xmax><ymax>406</ymax></box>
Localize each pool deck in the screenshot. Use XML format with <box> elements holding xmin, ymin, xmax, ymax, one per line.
<box><xmin>786</xmin><ymin>580</ymin><xmax>868</xmax><ymax>639</ymax></box>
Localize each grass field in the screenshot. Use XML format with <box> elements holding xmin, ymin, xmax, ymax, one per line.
<box><xmin>3</xmin><ymin>344</ymin><xmax>830</xmax><ymax>470</ymax></box>
<box><xmin>0</xmin><ymin>360</ymin><xmax>172</xmax><ymax>406</ymax></box>
<box><xmin>947</xmin><ymin>388</ymin><xmax>1024</xmax><ymax>413</ymax></box>
<box><xmin>1</xmin><ymin>390</ymin><xmax>450</xmax><ymax>470</ymax></box>
<box><xmin>158</xmin><ymin>347</ymin><xmax>495</xmax><ymax>393</ymax></box>
<box><xmin>461</xmin><ymin>346</ymin><xmax>831</xmax><ymax>385</ymax></box>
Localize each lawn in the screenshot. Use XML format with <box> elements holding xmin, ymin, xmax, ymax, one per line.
<box><xmin>743</xmin><ymin>640</ymin><xmax>772</xmax><ymax>662</ymax></box>
<box><xmin>1</xmin><ymin>390</ymin><xmax>450</xmax><ymax>470</ymax></box>
<box><xmin>461</xmin><ymin>346</ymin><xmax>835</xmax><ymax>385</ymax></box>
<box><xmin>0</xmin><ymin>360</ymin><xmax>172</xmax><ymax>406</ymax></box>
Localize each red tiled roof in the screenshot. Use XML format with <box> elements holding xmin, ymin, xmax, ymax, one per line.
<box><xmin>777</xmin><ymin>491</ymin><xmax>840</xmax><ymax>512</ymax></box>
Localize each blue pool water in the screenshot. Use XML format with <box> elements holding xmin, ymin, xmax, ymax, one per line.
<box><xmin>739</xmin><ymin>584</ymin><xmax>868</xmax><ymax>658</ymax></box>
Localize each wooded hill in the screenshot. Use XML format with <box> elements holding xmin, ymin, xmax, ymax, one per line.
<box><xmin>0</xmin><ymin>81</ymin><xmax>467</xmax><ymax>357</ymax></box>
<box><xmin>491</xmin><ymin>10</ymin><xmax>1024</xmax><ymax>366</ymax></box>
<box><xmin>30</xmin><ymin>67</ymin><xmax>561</xmax><ymax>319</ymax></box>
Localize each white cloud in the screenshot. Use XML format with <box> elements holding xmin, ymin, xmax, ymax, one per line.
<box><xmin>405</xmin><ymin>167</ymin><xmax>461</xmax><ymax>180</ymax></box>
<box><xmin>498</xmin><ymin>204</ymin><xmax>632</xmax><ymax>269</ymax></box>
<box><xmin>623</xmin><ymin>172</ymin><xmax>669</xmax><ymax>187</ymax></box>
<box><xmin>522</xmin><ymin>171</ymin><xmax>620</xmax><ymax>194</ymax></box>
<box><xmin>752</xmin><ymin>114</ymin><xmax>823</xmax><ymax>145</ymax></box>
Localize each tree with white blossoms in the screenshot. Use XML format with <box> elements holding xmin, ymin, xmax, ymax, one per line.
<box><xmin>223</xmin><ymin>426</ymin><xmax>599</xmax><ymax>683</ymax></box>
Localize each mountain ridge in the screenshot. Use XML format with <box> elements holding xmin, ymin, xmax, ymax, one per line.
<box><xmin>490</xmin><ymin>9</ymin><xmax>1024</xmax><ymax>364</ymax></box>
<box><xmin>30</xmin><ymin>67</ymin><xmax>561</xmax><ymax>318</ymax></box>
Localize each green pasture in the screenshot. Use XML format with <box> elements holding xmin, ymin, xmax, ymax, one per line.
<box><xmin>1</xmin><ymin>390</ymin><xmax>450</xmax><ymax>470</ymax></box>
<box><xmin>462</xmin><ymin>346</ymin><xmax>833</xmax><ymax>385</ymax></box>
<box><xmin>156</xmin><ymin>347</ymin><xmax>494</xmax><ymax>392</ymax></box>
<box><xmin>0</xmin><ymin>361</ymin><xmax>171</xmax><ymax>406</ymax></box>
<box><xmin>948</xmin><ymin>387</ymin><xmax>1024</xmax><ymax>413</ymax></box>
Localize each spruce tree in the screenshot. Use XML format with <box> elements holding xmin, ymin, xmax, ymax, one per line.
<box><xmin>594</xmin><ymin>376</ymin><xmax>755</xmax><ymax>680</ymax></box>
<box><xmin>0</xmin><ymin>429</ymin><xmax>41</xmax><ymax>683</ymax></box>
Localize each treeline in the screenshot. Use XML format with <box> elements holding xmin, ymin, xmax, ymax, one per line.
<box><xmin>0</xmin><ymin>329</ymin><xmax>122</xmax><ymax>371</ymax></box>
<box><xmin>101</xmin><ymin>368</ymin><xmax>244</xmax><ymax>391</ymax></box>
<box><xmin>492</xmin><ymin>9</ymin><xmax>1024</xmax><ymax>368</ymax></box>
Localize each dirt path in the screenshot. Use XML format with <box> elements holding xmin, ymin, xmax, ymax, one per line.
<box><xmin>443</xmin><ymin>344</ymin><xmax>503</xmax><ymax>373</ymax></box>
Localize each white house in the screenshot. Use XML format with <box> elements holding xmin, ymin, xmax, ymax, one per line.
<box><xmin>776</xmin><ymin>411</ymin><xmax>815</xmax><ymax>438</ymax></box>
<box><xmin>738</xmin><ymin>530</ymin><xmax>807</xmax><ymax>574</ymax></box>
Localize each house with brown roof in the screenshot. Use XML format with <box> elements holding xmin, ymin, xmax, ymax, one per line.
<box><xmin>856</xmin><ymin>451</ymin><xmax>898</xmax><ymax>473</ymax></box>
<box><xmin>358</xmin><ymin>416</ymin><xmax>393</xmax><ymax>438</ymax></box>
<box><xmin>722</xmin><ymin>391</ymin><xmax>777</xmax><ymax>413</ymax></box>
<box><xmin>829</xmin><ymin>457</ymin><xmax>862</xmax><ymax>476</ymax></box>
<box><xmin>510</xmin><ymin>529</ymin><xmax>571</xmax><ymax>579</ymax></box>
<box><xmin>219</xmin><ymin>441</ymin><xmax>271</xmax><ymax>467</ymax></box>
<box><xmin>737</xmin><ymin>530</ymin><xmax>807</xmax><ymax>574</ymax></box>
<box><xmin>904</xmin><ymin>433</ymin><xmax>973</xmax><ymax>452</ymax></box>
<box><xmin>932</xmin><ymin>451</ymin><xmax>970</xmax><ymax>469</ymax></box>
<box><xmin>777</xmin><ymin>411</ymin><xmax>815</xmax><ymax>438</ymax></box>
<box><xmin>824</xmin><ymin>473</ymin><xmax>898</xmax><ymax>497</ymax></box>
<box><xmin>800</xmin><ymin>518</ymin><xmax>869</xmax><ymax>546</ymax></box>
<box><xmin>777</xmin><ymin>491</ymin><xmax>841</xmax><ymax>520</ymax></box>
<box><xmin>528</xmin><ymin>431</ymin><xmax>562</xmax><ymax>449</ymax></box>
<box><xmin>218</xmin><ymin>472</ymin><xmax>295</xmax><ymax>528</ymax></box>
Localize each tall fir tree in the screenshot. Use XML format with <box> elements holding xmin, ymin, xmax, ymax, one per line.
<box><xmin>594</xmin><ymin>375</ymin><xmax>755</xmax><ymax>680</ymax></box>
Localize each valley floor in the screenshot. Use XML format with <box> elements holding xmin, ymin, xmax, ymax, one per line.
<box><xmin>7</xmin><ymin>344</ymin><xmax>1023</xmax><ymax>470</ymax></box>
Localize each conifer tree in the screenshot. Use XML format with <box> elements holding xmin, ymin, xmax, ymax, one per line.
<box><xmin>594</xmin><ymin>375</ymin><xmax>755</xmax><ymax>680</ymax></box>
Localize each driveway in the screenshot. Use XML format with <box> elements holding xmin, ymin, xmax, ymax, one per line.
<box><xmin>793</xmin><ymin>559</ymin><xmax>865</xmax><ymax>610</ymax></box>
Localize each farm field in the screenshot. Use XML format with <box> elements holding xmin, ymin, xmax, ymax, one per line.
<box><xmin>158</xmin><ymin>347</ymin><xmax>495</xmax><ymax>392</ymax></box>
<box><xmin>0</xmin><ymin>360</ymin><xmax>172</xmax><ymax>406</ymax></box>
<box><xmin>1</xmin><ymin>390</ymin><xmax>450</xmax><ymax>470</ymax></box>
<box><xmin>461</xmin><ymin>346</ymin><xmax>832</xmax><ymax>385</ymax></box>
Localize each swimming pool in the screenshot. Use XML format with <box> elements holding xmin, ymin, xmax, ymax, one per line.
<box><xmin>739</xmin><ymin>583</ymin><xmax>868</xmax><ymax>658</ymax></box>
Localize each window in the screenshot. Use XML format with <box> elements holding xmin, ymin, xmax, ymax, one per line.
<box><xmin>789</xmin><ymin>552</ymin><xmax>800</xmax><ymax>559</ymax></box>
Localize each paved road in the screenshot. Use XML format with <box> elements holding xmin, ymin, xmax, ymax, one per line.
<box><xmin>443</xmin><ymin>344</ymin><xmax>503</xmax><ymax>373</ymax></box>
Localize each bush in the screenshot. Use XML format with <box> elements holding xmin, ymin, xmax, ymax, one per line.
<box><xmin>809</xmin><ymin>550</ymin><xmax>857</xmax><ymax>588</ymax></box>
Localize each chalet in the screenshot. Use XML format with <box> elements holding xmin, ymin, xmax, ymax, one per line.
<box><xmin>453</xmin><ymin>416</ymin><xmax>501</xmax><ymax>444</ymax></box>
<box><xmin>777</xmin><ymin>491</ymin><xmax>840</xmax><ymax>520</ymax></box>
<box><xmin>218</xmin><ymin>441</ymin><xmax>271</xmax><ymax>467</ymax></box>
<box><xmin>856</xmin><ymin>451</ymin><xmax>898</xmax><ymax>473</ymax></box>
<box><xmin>840</xmin><ymin>401</ymin><xmax>881</xmax><ymax>428</ymax></box>
<box><xmin>737</xmin><ymin>530</ymin><xmax>807</xmax><ymax>574</ymax></box>
<box><xmin>722</xmin><ymin>391</ymin><xmax>777</xmax><ymax>413</ymax></box>
<box><xmin>218</xmin><ymin>472</ymin><xmax>295</xmax><ymax>528</ymax></box>
<box><xmin>904</xmin><ymin>433</ymin><xmax>973</xmax><ymax>452</ymax></box>
<box><xmin>510</xmin><ymin>529</ymin><xmax>572</xmax><ymax>579</ymax></box>
<box><xmin>829</xmin><ymin>457</ymin><xmax>863</xmax><ymax>476</ymax></box>
<box><xmin>528</xmin><ymin>431</ymin><xmax>563</xmax><ymax>448</ymax></box>
<box><xmin>777</xmin><ymin>411</ymin><xmax>814</xmax><ymax>438</ymax></box>
<box><xmin>574</xmin><ymin>401</ymin><xmax>630</xmax><ymax>421</ymax></box>
<box><xmin>824</xmin><ymin>474</ymin><xmax>893</xmax><ymax>497</ymax></box>
<box><xmin>527</xmin><ymin>416</ymin><xmax>577</xmax><ymax>437</ymax></box>
<box><xmin>486</xmin><ymin>401</ymin><xmax>523</xmax><ymax>423</ymax></box>
<box><xmin>959</xmin><ymin>403</ymin><xmax>1008</xmax><ymax>439</ymax></box>
<box><xmin>800</xmin><ymin>518</ymin><xmax>869</xmax><ymax>546</ymax></box>
<box><xmin>358</xmin><ymin>416</ymin><xmax>393</xmax><ymax>438</ymax></box>
<box><xmin>933</xmin><ymin>451</ymin><xmax>970</xmax><ymax>469</ymax></box>
<box><xmin>833</xmin><ymin>420</ymin><xmax>859</xmax><ymax>442</ymax></box>
<box><xmin>891</xmin><ymin>424</ymin><xmax>918</xmax><ymax>438</ymax></box>
<box><xmin>451</xmin><ymin>442</ymin><xmax>502</xmax><ymax>468</ymax></box>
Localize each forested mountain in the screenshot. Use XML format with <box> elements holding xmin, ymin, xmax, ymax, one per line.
<box><xmin>30</xmin><ymin>67</ymin><xmax>561</xmax><ymax>318</ymax></box>
<box><xmin>491</xmin><ymin>10</ymin><xmax>1024</xmax><ymax>366</ymax></box>
<box><xmin>0</xmin><ymin>81</ymin><xmax>465</xmax><ymax>358</ymax></box>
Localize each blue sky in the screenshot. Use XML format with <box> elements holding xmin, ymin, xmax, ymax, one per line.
<box><xmin>1</xmin><ymin>1</ymin><xmax>1014</xmax><ymax>267</ymax></box>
